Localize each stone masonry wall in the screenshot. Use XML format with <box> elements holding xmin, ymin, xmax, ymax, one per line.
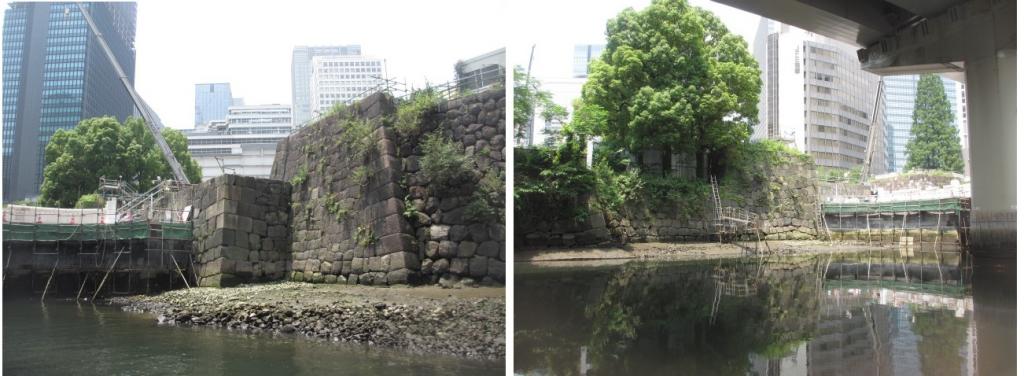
<box><xmin>515</xmin><ymin>153</ymin><xmax>821</xmax><ymax>249</ymax></box>
<box><xmin>399</xmin><ymin>88</ymin><xmax>506</xmax><ymax>285</ymax></box>
<box><xmin>191</xmin><ymin>175</ymin><xmax>292</xmax><ymax>287</ymax></box>
<box><xmin>269</xmin><ymin>89</ymin><xmax>505</xmax><ymax>286</ymax></box>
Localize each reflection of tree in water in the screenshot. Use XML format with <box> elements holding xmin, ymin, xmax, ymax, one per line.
<box><xmin>911</xmin><ymin>308</ymin><xmax>968</xmax><ymax>376</ymax></box>
<box><xmin>582</xmin><ymin>258</ymin><xmax>824</xmax><ymax>375</ymax></box>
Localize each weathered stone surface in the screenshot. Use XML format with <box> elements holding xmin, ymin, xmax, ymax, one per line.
<box><xmin>457</xmin><ymin>241</ymin><xmax>477</xmax><ymax>258</ymax></box>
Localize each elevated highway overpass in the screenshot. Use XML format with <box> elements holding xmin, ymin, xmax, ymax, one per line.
<box><xmin>716</xmin><ymin>0</ymin><xmax>1016</xmax><ymax>253</ymax></box>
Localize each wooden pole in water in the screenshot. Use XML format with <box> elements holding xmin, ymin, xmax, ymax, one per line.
<box><xmin>170</xmin><ymin>254</ymin><xmax>191</xmax><ymax>289</ymax></box>
<box><xmin>41</xmin><ymin>259</ymin><xmax>58</xmax><ymax>301</ymax></box>
<box><xmin>92</xmin><ymin>246</ymin><xmax>125</xmax><ymax>301</ymax></box>
<box><xmin>75</xmin><ymin>273</ymin><xmax>90</xmax><ymax>300</ymax></box>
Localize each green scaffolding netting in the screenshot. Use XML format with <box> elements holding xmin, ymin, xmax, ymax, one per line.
<box><xmin>2</xmin><ymin>222</ymin><xmax>192</xmax><ymax>242</ymax></box>
<box><xmin>822</xmin><ymin>198</ymin><xmax>967</xmax><ymax>215</ymax></box>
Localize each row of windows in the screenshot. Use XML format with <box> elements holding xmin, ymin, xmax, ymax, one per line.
<box><xmin>316</xmin><ymin>74</ymin><xmax>378</xmax><ymax>80</ymax></box>
<box><xmin>189</xmin><ymin>148</ymin><xmax>234</xmax><ymax>155</ymax></box>
<box><xmin>320</xmin><ymin>61</ymin><xmax>381</xmax><ymax>67</ymax></box>
<box><xmin>45</xmin><ymin>52</ymin><xmax>85</xmax><ymax>62</ymax></box>
<box><xmin>812</xmin><ymin>124</ymin><xmax>868</xmax><ymax>142</ymax></box>
<box><xmin>810</xmin><ymin>138</ymin><xmax>863</xmax><ymax>153</ymax></box>
<box><xmin>812</xmin><ymin>151</ymin><xmax>863</xmax><ymax>165</ymax></box>
<box><xmin>43</xmin><ymin>70</ymin><xmax>84</xmax><ymax>80</ymax></box>
<box><xmin>317</xmin><ymin>68</ymin><xmax>381</xmax><ymax>74</ymax></box>
<box><xmin>187</xmin><ymin>137</ymin><xmax>285</xmax><ymax>146</ymax></box>
<box><xmin>228</xmin><ymin>118</ymin><xmax>291</xmax><ymax>124</ymax></box>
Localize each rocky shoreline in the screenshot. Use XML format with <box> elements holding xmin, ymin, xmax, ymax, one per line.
<box><xmin>109</xmin><ymin>282</ymin><xmax>504</xmax><ymax>360</ymax></box>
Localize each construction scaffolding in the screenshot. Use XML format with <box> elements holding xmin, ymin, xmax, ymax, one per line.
<box><xmin>2</xmin><ymin>179</ymin><xmax>197</xmax><ymax>299</ymax></box>
<box><xmin>820</xmin><ymin>197</ymin><xmax>970</xmax><ymax>262</ymax></box>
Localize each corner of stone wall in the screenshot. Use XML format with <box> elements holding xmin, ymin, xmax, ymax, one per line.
<box><xmin>191</xmin><ymin>174</ymin><xmax>292</xmax><ymax>287</ymax></box>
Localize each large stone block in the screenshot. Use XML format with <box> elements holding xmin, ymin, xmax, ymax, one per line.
<box><xmin>469</xmin><ymin>255</ymin><xmax>488</xmax><ymax>277</ymax></box>
<box><xmin>457</xmin><ymin>241</ymin><xmax>477</xmax><ymax>258</ymax></box>
<box><xmin>476</xmin><ymin>240</ymin><xmax>500</xmax><ymax>257</ymax></box>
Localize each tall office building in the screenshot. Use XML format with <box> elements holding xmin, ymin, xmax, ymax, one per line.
<box><xmin>185</xmin><ymin>104</ymin><xmax>292</xmax><ymax>180</ymax></box>
<box><xmin>572</xmin><ymin>44</ymin><xmax>604</xmax><ymax>78</ymax></box>
<box><xmin>882</xmin><ymin>75</ymin><xmax>967</xmax><ymax>172</ymax></box>
<box><xmin>2</xmin><ymin>2</ymin><xmax>137</xmax><ymax>202</ymax></box>
<box><xmin>290</xmin><ymin>45</ymin><xmax>361</xmax><ymax>126</ymax></box>
<box><xmin>751</xmin><ymin>19</ymin><xmax>887</xmax><ymax>175</ymax></box>
<box><xmin>194</xmin><ymin>82</ymin><xmax>243</xmax><ymax>126</ymax></box>
<box><xmin>307</xmin><ymin>55</ymin><xmax>385</xmax><ymax>117</ymax></box>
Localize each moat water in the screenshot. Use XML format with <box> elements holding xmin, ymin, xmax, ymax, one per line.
<box><xmin>3</xmin><ymin>299</ymin><xmax>503</xmax><ymax>375</ymax></box>
<box><xmin>515</xmin><ymin>251</ymin><xmax>1015</xmax><ymax>375</ymax></box>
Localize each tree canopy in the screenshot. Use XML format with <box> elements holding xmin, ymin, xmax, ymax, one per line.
<box><xmin>576</xmin><ymin>0</ymin><xmax>760</xmax><ymax>178</ymax></box>
<box><xmin>39</xmin><ymin>116</ymin><xmax>201</xmax><ymax>207</ymax></box>
<box><xmin>904</xmin><ymin>74</ymin><xmax>964</xmax><ymax>173</ymax></box>
<box><xmin>513</xmin><ymin>66</ymin><xmax>568</xmax><ymax>144</ymax></box>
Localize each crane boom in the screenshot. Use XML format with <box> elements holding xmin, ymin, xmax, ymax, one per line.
<box><xmin>860</xmin><ymin>80</ymin><xmax>884</xmax><ymax>184</ymax></box>
<box><xmin>75</xmin><ymin>3</ymin><xmax>189</xmax><ymax>184</ymax></box>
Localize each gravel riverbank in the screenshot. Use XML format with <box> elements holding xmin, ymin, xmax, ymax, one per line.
<box><xmin>109</xmin><ymin>282</ymin><xmax>504</xmax><ymax>360</ymax></box>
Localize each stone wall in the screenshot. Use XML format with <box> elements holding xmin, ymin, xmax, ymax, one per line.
<box><xmin>191</xmin><ymin>175</ymin><xmax>292</xmax><ymax>287</ymax></box>
<box><xmin>399</xmin><ymin>89</ymin><xmax>506</xmax><ymax>285</ymax></box>
<box><xmin>515</xmin><ymin>152</ymin><xmax>821</xmax><ymax>249</ymax></box>
<box><xmin>269</xmin><ymin>89</ymin><xmax>505</xmax><ymax>286</ymax></box>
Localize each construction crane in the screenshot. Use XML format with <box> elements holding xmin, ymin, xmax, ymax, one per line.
<box><xmin>860</xmin><ymin>79</ymin><xmax>884</xmax><ymax>184</ymax></box>
<box><xmin>75</xmin><ymin>3</ymin><xmax>190</xmax><ymax>184</ymax></box>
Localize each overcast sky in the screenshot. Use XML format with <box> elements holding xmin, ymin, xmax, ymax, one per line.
<box><xmin>509</xmin><ymin>0</ymin><xmax>761</xmax><ymax>79</ymax></box>
<box><xmin>132</xmin><ymin>0</ymin><xmax>507</xmax><ymax>129</ymax></box>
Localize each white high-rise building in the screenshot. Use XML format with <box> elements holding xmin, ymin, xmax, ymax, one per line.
<box><xmin>185</xmin><ymin>104</ymin><xmax>293</xmax><ymax>180</ymax></box>
<box><xmin>751</xmin><ymin>19</ymin><xmax>887</xmax><ymax>175</ymax></box>
<box><xmin>308</xmin><ymin>55</ymin><xmax>386</xmax><ymax>119</ymax></box>
<box><xmin>291</xmin><ymin>45</ymin><xmax>362</xmax><ymax>126</ymax></box>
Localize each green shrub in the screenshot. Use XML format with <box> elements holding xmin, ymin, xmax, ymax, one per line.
<box><xmin>420</xmin><ymin>132</ymin><xmax>474</xmax><ymax>190</ymax></box>
<box><xmin>290</xmin><ymin>166</ymin><xmax>309</xmax><ymax>186</ymax></box>
<box><xmin>395</xmin><ymin>88</ymin><xmax>440</xmax><ymax>136</ymax></box>
<box><xmin>351</xmin><ymin>166</ymin><xmax>370</xmax><ymax>187</ymax></box>
<box><xmin>324</xmin><ymin>193</ymin><xmax>351</xmax><ymax>222</ymax></box>
<box><xmin>592</xmin><ymin>159</ymin><xmax>643</xmax><ymax>210</ymax></box>
<box><xmin>464</xmin><ymin>170</ymin><xmax>504</xmax><ymax>223</ymax></box>
<box><xmin>74</xmin><ymin>193</ymin><xmax>105</xmax><ymax>209</ymax></box>
<box><xmin>337</xmin><ymin>118</ymin><xmax>375</xmax><ymax>162</ymax></box>
<box><xmin>355</xmin><ymin>225</ymin><xmax>377</xmax><ymax>247</ymax></box>
<box><xmin>403</xmin><ymin>195</ymin><xmax>418</xmax><ymax>219</ymax></box>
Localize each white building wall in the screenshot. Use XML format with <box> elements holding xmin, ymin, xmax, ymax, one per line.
<box><xmin>308</xmin><ymin>55</ymin><xmax>386</xmax><ymax>120</ymax></box>
<box><xmin>186</xmin><ymin>104</ymin><xmax>293</xmax><ymax>181</ymax></box>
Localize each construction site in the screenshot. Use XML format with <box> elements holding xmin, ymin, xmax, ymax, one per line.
<box><xmin>2</xmin><ymin>179</ymin><xmax>197</xmax><ymax>298</ymax></box>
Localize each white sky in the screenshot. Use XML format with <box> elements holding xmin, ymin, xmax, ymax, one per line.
<box><xmin>508</xmin><ymin>0</ymin><xmax>761</xmax><ymax>79</ymax></box>
<box><xmin>131</xmin><ymin>0</ymin><xmax>507</xmax><ymax>129</ymax></box>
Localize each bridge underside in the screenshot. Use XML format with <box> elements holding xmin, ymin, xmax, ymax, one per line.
<box><xmin>715</xmin><ymin>0</ymin><xmax>1016</xmax><ymax>253</ymax></box>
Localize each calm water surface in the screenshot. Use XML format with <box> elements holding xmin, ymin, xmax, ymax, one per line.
<box><xmin>3</xmin><ymin>299</ymin><xmax>502</xmax><ymax>375</ymax></box>
<box><xmin>515</xmin><ymin>251</ymin><xmax>1015</xmax><ymax>375</ymax></box>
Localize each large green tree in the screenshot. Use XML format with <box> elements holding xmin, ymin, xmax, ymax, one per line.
<box><xmin>904</xmin><ymin>74</ymin><xmax>964</xmax><ymax>173</ymax></box>
<box><xmin>39</xmin><ymin>116</ymin><xmax>201</xmax><ymax>207</ymax></box>
<box><xmin>514</xmin><ymin>66</ymin><xmax>568</xmax><ymax>144</ymax></box>
<box><xmin>578</xmin><ymin>0</ymin><xmax>761</xmax><ymax>178</ymax></box>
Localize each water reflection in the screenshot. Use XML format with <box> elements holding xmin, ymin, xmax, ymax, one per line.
<box><xmin>515</xmin><ymin>252</ymin><xmax>1015</xmax><ymax>375</ymax></box>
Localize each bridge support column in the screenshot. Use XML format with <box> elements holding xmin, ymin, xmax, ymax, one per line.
<box><xmin>965</xmin><ymin>48</ymin><xmax>1016</xmax><ymax>254</ymax></box>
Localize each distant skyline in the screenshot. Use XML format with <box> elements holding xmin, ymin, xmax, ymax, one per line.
<box><xmin>131</xmin><ymin>0</ymin><xmax>507</xmax><ymax>129</ymax></box>
<box><xmin>509</xmin><ymin>0</ymin><xmax>760</xmax><ymax>79</ymax></box>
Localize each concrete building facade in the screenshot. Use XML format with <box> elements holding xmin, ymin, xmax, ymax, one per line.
<box><xmin>752</xmin><ymin>19</ymin><xmax>887</xmax><ymax>175</ymax></box>
<box><xmin>185</xmin><ymin>104</ymin><xmax>292</xmax><ymax>180</ymax></box>
<box><xmin>455</xmin><ymin>47</ymin><xmax>505</xmax><ymax>92</ymax></box>
<box><xmin>307</xmin><ymin>55</ymin><xmax>385</xmax><ymax>118</ymax></box>
<box><xmin>2</xmin><ymin>2</ymin><xmax>137</xmax><ymax>202</ymax></box>
<box><xmin>290</xmin><ymin>45</ymin><xmax>361</xmax><ymax>127</ymax></box>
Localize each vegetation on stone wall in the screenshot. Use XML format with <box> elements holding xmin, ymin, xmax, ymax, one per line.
<box><xmin>421</xmin><ymin>131</ymin><xmax>475</xmax><ymax>191</ymax></box>
<box><xmin>395</xmin><ymin>88</ymin><xmax>441</xmax><ymax>137</ymax></box>
<box><xmin>290</xmin><ymin>165</ymin><xmax>308</xmax><ymax>187</ymax></box>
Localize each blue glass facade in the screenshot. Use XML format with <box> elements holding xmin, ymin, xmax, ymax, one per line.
<box><xmin>2</xmin><ymin>2</ymin><xmax>136</xmax><ymax>202</ymax></box>
<box><xmin>195</xmin><ymin>83</ymin><xmax>233</xmax><ymax>126</ymax></box>
<box><xmin>883</xmin><ymin>75</ymin><xmax>963</xmax><ymax>172</ymax></box>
